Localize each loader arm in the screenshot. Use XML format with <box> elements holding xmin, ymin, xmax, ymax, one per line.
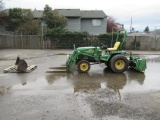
<box><xmin>66</xmin><ymin>50</ymin><xmax>80</xmax><ymax>71</ymax></box>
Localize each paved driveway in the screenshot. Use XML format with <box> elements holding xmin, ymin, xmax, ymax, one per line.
<box><xmin>0</xmin><ymin>49</ymin><xmax>160</xmax><ymax>120</ymax></box>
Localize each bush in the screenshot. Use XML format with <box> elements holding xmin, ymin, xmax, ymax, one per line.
<box><xmin>45</xmin><ymin>28</ymin><xmax>89</xmax><ymax>49</ymax></box>
<box><xmin>44</xmin><ymin>28</ymin><xmax>124</xmax><ymax>49</ymax></box>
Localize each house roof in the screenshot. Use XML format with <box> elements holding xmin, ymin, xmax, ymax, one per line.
<box><xmin>2</xmin><ymin>9</ymin><xmax>107</xmax><ymax>19</ymax></box>
<box><xmin>33</xmin><ymin>9</ymin><xmax>107</xmax><ymax>19</ymax></box>
<box><xmin>33</xmin><ymin>10</ymin><xmax>43</xmax><ymax>18</ymax></box>
<box><xmin>57</xmin><ymin>9</ymin><xmax>81</xmax><ymax>17</ymax></box>
<box><xmin>81</xmin><ymin>10</ymin><xmax>107</xmax><ymax>18</ymax></box>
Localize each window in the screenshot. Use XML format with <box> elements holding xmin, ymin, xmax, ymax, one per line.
<box><xmin>92</xmin><ymin>19</ymin><xmax>101</xmax><ymax>26</ymax></box>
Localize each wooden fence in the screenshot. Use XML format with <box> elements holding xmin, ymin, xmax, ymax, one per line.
<box><xmin>126</xmin><ymin>35</ymin><xmax>160</xmax><ymax>50</ymax></box>
<box><xmin>0</xmin><ymin>34</ymin><xmax>43</xmax><ymax>49</ymax></box>
<box><xmin>0</xmin><ymin>34</ymin><xmax>160</xmax><ymax>50</ymax></box>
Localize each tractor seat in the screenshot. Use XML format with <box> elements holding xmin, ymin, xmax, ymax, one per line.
<box><xmin>107</xmin><ymin>42</ymin><xmax>120</xmax><ymax>51</ymax></box>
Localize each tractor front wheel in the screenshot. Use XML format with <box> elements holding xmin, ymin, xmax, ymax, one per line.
<box><xmin>110</xmin><ymin>55</ymin><xmax>129</xmax><ymax>73</ymax></box>
<box><xmin>77</xmin><ymin>60</ymin><xmax>90</xmax><ymax>73</ymax></box>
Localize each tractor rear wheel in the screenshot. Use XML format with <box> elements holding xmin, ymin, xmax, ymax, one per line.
<box><xmin>77</xmin><ymin>60</ymin><xmax>90</xmax><ymax>73</ymax></box>
<box><xmin>110</xmin><ymin>55</ymin><xmax>129</xmax><ymax>73</ymax></box>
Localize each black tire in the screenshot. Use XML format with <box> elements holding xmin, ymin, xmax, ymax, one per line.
<box><xmin>110</xmin><ymin>55</ymin><xmax>129</xmax><ymax>73</ymax></box>
<box><xmin>77</xmin><ymin>60</ymin><xmax>90</xmax><ymax>73</ymax></box>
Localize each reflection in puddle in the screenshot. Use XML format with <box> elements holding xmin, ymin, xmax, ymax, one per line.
<box><xmin>11</xmin><ymin>77</ymin><xmax>48</xmax><ymax>90</ymax></box>
<box><xmin>126</xmin><ymin>69</ymin><xmax>145</xmax><ymax>85</ymax></box>
<box><xmin>1</xmin><ymin>65</ymin><xmax>146</xmax><ymax>96</ymax></box>
<box><xmin>46</xmin><ymin>67</ymin><xmax>146</xmax><ymax>100</ymax></box>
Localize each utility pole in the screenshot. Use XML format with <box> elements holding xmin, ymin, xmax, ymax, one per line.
<box><xmin>130</xmin><ymin>17</ymin><xmax>132</xmax><ymax>33</ymax></box>
<box><xmin>41</xmin><ymin>22</ymin><xmax>47</xmax><ymax>49</ymax></box>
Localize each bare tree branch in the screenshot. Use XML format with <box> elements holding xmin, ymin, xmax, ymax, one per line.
<box><xmin>107</xmin><ymin>16</ymin><xmax>119</xmax><ymax>33</ymax></box>
<box><xmin>0</xmin><ymin>0</ymin><xmax>4</xmax><ymax>11</ymax></box>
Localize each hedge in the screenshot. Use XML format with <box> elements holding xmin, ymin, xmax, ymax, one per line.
<box><xmin>44</xmin><ymin>28</ymin><xmax>124</xmax><ymax>49</ymax></box>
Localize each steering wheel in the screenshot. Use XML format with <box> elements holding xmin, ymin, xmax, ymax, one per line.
<box><xmin>100</xmin><ymin>43</ymin><xmax>108</xmax><ymax>49</ymax></box>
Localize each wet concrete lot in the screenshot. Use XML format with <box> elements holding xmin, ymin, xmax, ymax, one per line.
<box><xmin>0</xmin><ymin>49</ymin><xmax>160</xmax><ymax>120</ymax></box>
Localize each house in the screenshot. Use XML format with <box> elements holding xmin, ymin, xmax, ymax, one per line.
<box><xmin>80</xmin><ymin>10</ymin><xmax>107</xmax><ymax>35</ymax></box>
<box><xmin>33</xmin><ymin>9</ymin><xmax>107</xmax><ymax>35</ymax></box>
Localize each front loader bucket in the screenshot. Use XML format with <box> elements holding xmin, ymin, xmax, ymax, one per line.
<box><xmin>129</xmin><ymin>56</ymin><xmax>147</xmax><ymax>72</ymax></box>
<box><xmin>66</xmin><ymin>50</ymin><xmax>78</xmax><ymax>71</ymax></box>
<box><xmin>4</xmin><ymin>56</ymin><xmax>37</xmax><ymax>73</ymax></box>
<box><xmin>15</xmin><ymin>56</ymin><xmax>28</xmax><ymax>72</ymax></box>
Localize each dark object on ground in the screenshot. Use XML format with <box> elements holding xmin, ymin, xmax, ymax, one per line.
<box><xmin>15</xmin><ymin>56</ymin><xmax>28</xmax><ymax>72</ymax></box>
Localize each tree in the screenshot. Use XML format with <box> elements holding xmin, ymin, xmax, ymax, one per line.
<box><xmin>0</xmin><ymin>0</ymin><xmax>8</xmax><ymax>26</ymax></box>
<box><xmin>107</xmin><ymin>16</ymin><xmax>119</xmax><ymax>33</ymax></box>
<box><xmin>6</xmin><ymin>8</ymin><xmax>33</xmax><ymax>31</ymax></box>
<box><xmin>43</xmin><ymin>5</ymin><xmax>67</xmax><ymax>29</ymax></box>
<box><xmin>144</xmin><ymin>26</ymin><xmax>149</xmax><ymax>33</ymax></box>
<box><xmin>16</xmin><ymin>20</ymin><xmax>40</xmax><ymax>35</ymax></box>
<box><xmin>0</xmin><ymin>0</ymin><xmax>4</xmax><ymax>11</ymax></box>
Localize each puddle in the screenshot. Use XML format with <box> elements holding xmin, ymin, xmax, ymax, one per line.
<box><xmin>44</xmin><ymin>55</ymin><xmax>160</xmax><ymax>97</ymax></box>
<box><xmin>1</xmin><ymin>55</ymin><xmax>160</xmax><ymax>96</ymax></box>
<box><xmin>45</xmin><ymin>67</ymin><xmax>146</xmax><ymax>94</ymax></box>
<box><xmin>12</xmin><ymin>77</ymin><xmax>48</xmax><ymax>90</ymax></box>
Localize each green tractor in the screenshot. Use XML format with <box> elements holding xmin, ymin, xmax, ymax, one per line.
<box><xmin>65</xmin><ymin>30</ymin><xmax>147</xmax><ymax>73</ymax></box>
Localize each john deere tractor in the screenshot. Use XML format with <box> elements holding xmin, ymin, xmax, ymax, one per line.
<box><xmin>64</xmin><ymin>29</ymin><xmax>147</xmax><ymax>73</ymax></box>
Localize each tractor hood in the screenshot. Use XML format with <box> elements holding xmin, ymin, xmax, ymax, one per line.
<box><xmin>77</xmin><ymin>46</ymin><xmax>96</xmax><ymax>51</ymax></box>
<box><xmin>77</xmin><ymin>46</ymin><xmax>101</xmax><ymax>51</ymax></box>
<box><xmin>76</xmin><ymin>46</ymin><xmax>102</xmax><ymax>53</ymax></box>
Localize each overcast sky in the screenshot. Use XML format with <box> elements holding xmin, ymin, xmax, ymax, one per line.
<box><xmin>3</xmin><ymin>0</ymin><xmax>160</xmax><ymax>32</ymax></box>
